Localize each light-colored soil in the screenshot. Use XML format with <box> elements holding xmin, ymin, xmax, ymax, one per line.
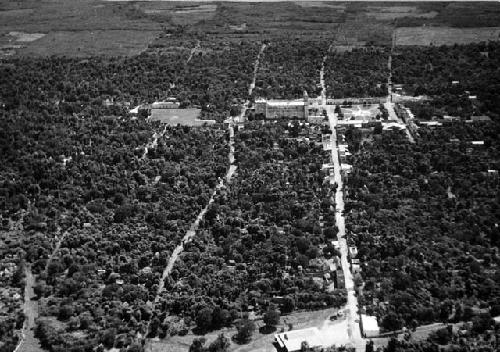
<box><xmin>8</xmin><ymin>31</ymin><xmax>45</xmax><ymax>42</ymax></box>
<box><xmin>395</xmin><ymin>27</ymin><xmax>500</xmax><ymax>46</ymax></box>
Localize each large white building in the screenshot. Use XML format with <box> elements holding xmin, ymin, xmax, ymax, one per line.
<box><xmin>254</xmin><ymin>98</ymin><xmax>308</xmax><ymax>119</ymax></box>
<box><xmin>360</xmin><ymin>314</ymin><xmax>380</xmax><ymax>337</ymax></box>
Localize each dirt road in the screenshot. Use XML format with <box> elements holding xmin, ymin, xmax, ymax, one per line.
<box><xmin>186</xmin><ymin>40</ymin><xmax>200</xmax><ymax>64</ymax></box>
<box><xmin>16</xmin><ymin>266</ymin><xmax>44</xmax><ymax>352</ymax></box>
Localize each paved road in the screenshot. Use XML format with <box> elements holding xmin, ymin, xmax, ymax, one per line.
<box><xmin>328</xmin><ymin>111</ymin><xmax>365</xmax><ymax>352</ymax></box>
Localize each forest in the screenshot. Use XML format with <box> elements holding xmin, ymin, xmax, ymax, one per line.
<box><xmin>0</xmin><ymin>102</ymin><xmax>228</xmax><ymax>350</ymax></box>
<box><xmin>152</xmin><ymin>121</ymin><xmax>346</xmax><ymax>338</ymax></box>
<box><xmin>392</xmin><ymin>41</ymin><xmax>500</xmax><ymax>120</ymax></box>
<box><xmin>324</xmin><ymin>47</ymin><xmax>389</xmax><ymax>99</ymax></box>
<box><xmin>344</xmin><ymin>122</ymin><xmax>500</xmax><ymax>335</ymax></box>
<box><xmin>253</xmin><ymin>39</ymin><xmax>326</xmax><ymax>100</ymax></box>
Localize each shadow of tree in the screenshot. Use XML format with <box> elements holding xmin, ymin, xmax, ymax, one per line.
<box><xmin>259</xmin><ymin>325</ymin><xmax>277</xmax><ymax>334</ymax></box>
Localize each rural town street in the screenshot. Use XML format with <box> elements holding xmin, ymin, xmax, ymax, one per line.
<box><xmin>328</xmin><ymin>110</ymin><xmax>365</xmax><ymax>352</ymax></box>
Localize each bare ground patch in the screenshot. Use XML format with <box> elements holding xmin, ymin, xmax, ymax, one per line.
<box><xmin>8</xmin><ymin>31</ymin><xmax>45</xmax><ymax>42</ymax></box>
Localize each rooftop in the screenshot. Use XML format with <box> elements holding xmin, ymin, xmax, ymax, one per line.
<box><xmin>256</xmin><ymin>98</ymin><xmax>306</xmax><ymax>107</ymax></box>
<box><xmin>361</xmin><ymin>314</ymin><xmax>379</xmax><ymax>331</ymax></box>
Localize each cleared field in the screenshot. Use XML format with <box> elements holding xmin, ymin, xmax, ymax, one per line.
<box><xmin>367</xmin><ymin>10</ymin><xmax>437</xmax><ymax>20</ymax></box>
<box><xmin>17</xmin><ymin>30</ymin><xmax>159</xmax><ymax>57</ymax></box>
<box><xmin>8</xmin><ymin>31</ymin><xmax>45</xmax><ymax>42</ymax></box>
<box><xmin>149</xmin><ymin>108</ymin><xmax>215</xmax><ymax>126</ymax></box>
<box><xmin>395</xmin><ymin>26</ymin><xmax>500</xmax><ymax>46</ymax></box>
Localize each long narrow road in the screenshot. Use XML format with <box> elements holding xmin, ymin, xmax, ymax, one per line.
<box><xmin>16</xmin><ymin>266</ymin><xmax>44</xmax><ymax>352</ymax></box>
<box><xmin>328</xmin><ymin>111</ymin><xmax>365</xmax><ymax>352</ymax></box>
<box><xmin>186</xmin><ymin>40</ymin><xmax>200</xmax><ymax>64</ymax></box>
<box><xmin>235</xmin><ymin>43</ymin><xmax>267</xmax><ymax>124</ymax></box>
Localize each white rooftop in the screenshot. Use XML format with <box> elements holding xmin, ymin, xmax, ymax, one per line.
<box><xmin>267</xmin><ymin>100</ymin><xmax>306</xmax><ymax>107</ymax></box>
<box><xmin>361</xmin><ymin>314</ymin><xmax>379</xmax><ymax>332</ymax></box>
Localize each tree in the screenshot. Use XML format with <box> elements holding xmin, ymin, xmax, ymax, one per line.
<box><xmin>381</xmin><ymin>312</ymin><xmax>403</xmax><ymax>332</ymax></box>
<box><xmin>208</xmin><ymin>334</ymin><xmax>230</xmax><ymax>352</ymax></box>
<box><xmin>196</xmin><ymin>307</ymin><xmax>214</xmax><ymax>332</ymax></box>
<box><xmin>263</xmin><ymin>308</ymin><xmax>280</xmax><ymax>328</ymax></box>
<box><xmin>101</xmin><ymin>328</ymin><xmax>116</xmax><ymax>349</ymax></box>
<box><xmin>189</xmin><ymin>338</ymin><xmax>206</xmax><ymax>352</ymax></box>
<box><xmin>235</xmin><ymin>319</ymin><xmax>255</xmax><ymax>344</ymax></box>
<box><xmin>58</xmin><ymin>304</ymin><xmax>74</xmax><ymax>321</ymax></box>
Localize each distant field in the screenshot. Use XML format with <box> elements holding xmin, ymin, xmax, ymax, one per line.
<box><xmin>18</xmin><ymin>30</ymin><xmax>159</xmax><ymax>57</ymax></box>
<box><xmin>395</xmin><ymin>26</ymin><xmax>500</xmax><ymax>46</ymax></box>
<box><xmin>366</xmin><ymin>6</ymin><xmax>438</xmax><ymax>20</ymax></box>
<box><xmin>149</xmin><ymin>108</ymin><xmax>215</xmax><ymax>126</ymax></box>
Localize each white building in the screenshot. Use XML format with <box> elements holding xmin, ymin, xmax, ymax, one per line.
<box><xmin>360</xmin><ymin>314</ymin><xmax>380</xmax><ymax>337</ymax></box>
<box><xmin>255</xmin><ymin>98</ymin><xmax>308</xmax><ymax>119</ymax></box>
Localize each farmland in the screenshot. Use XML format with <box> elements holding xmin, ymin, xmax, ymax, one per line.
<box><xmin>395</xmin><ymin>27</ymin><xmax>500</xmax><ymax>46</ymax></box>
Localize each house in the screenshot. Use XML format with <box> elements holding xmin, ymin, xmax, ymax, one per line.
<box><xmin>331</xmin><ymin>241</ymin><xmax>340</xmax><ymax>250</ymax></box>
<box><xmin>151</xmin><ymin>98</ymin><xmax>180</xmax><ymax>109</ymax></box>
<box><xmin>360</xmin><ymin>314</ymin><xmax>380</xmax><ymax>337</ymax></box>
<box><xmin>275</xmin><ymin>327</ymin><xmax>324</xmax><ymax>352</ymax></box>
<box><xmin>419</xmin><ymin>121</ymin><xmax>442</xmax><ymax>127</ymax></box>
<box><xmin>349</xmin><ymin>246</ymin><xmax>358</xmax><ymax>258</ymax></box>
<box><xmin>470</xmin><ymin>115</ymin><xmax>491</xmax><ymax>122</ymax></box>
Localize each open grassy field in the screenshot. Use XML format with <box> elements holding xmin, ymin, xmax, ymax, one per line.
<box><xmin>366</xmin><ymin>6</ymin><xmax>438</xmax><ymax>21</ymax></box>
<box><xmin>395</xmin><ymin>26</ymin><xmax>500</xmax><ymax>46</ymax></box>
<box><xmin>17</xmin><ymin>30</ymin><xmax>159</xmax><ymax>57</ymax></box>
<box><xmin>149</xmin><ymin>108</ymin><xmax>215</xmax><ymax>126</ymax></box>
